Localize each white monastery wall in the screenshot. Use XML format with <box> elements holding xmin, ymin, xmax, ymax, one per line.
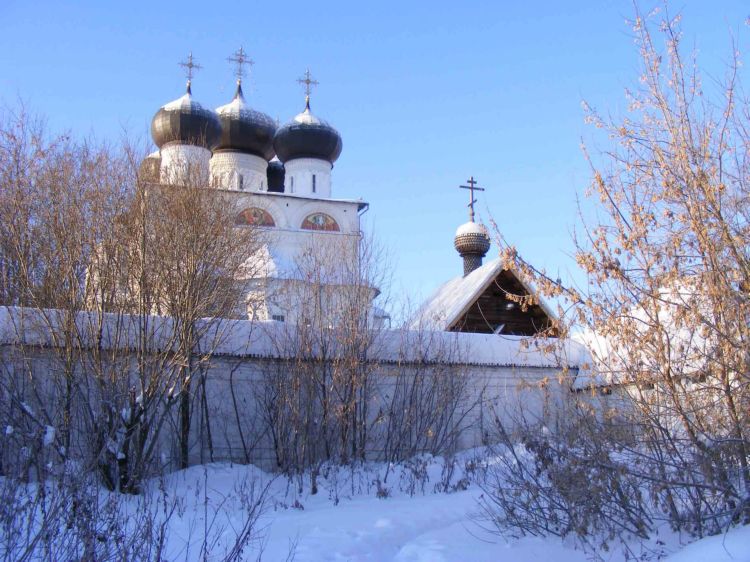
<box><xmin>0</xmin><ymin>308</ymin><xmax>582</xmax><ymax>472</ymax></box>
<box><xmin>186</xmin><ymin>358</ymin><xmax>573</xmax><ymax>469</ymax></box>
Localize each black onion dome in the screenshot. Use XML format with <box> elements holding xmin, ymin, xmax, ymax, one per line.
<box><xmin>215</xmin><ymin>83</ymin><xmax>277</xmax><ymax>160</ymax></box>
<box><xmin>151</xmin><ymin>84</ymin><xmax>221</xmax><ymax>149</ymax></box>
<box><xmin>273</xmin><ymin>99</ymin><xmax>342</xmax><ymax>164</ymax></box>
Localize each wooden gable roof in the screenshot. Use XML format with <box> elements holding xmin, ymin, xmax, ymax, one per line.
<box><xmin>411</xmin><ymin>258</ymin><xmax>557</xmax><ymax>337</ymax></box>
<box><xmin>449</xmin><ymin>268</ymin><xmax>556</xmax><ymax>336</ymax></box>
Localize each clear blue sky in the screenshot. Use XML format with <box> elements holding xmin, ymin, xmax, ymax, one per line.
<box><xmin>1</xmin><ymin>1</ymin><xmax>748</xmax><ymax>306</ymax></box>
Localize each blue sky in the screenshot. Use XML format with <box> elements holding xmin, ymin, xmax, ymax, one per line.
<box><xmin>1</xmin><ymin>1</ymin><xmax>748</xmax><ymax>306</ymax></box>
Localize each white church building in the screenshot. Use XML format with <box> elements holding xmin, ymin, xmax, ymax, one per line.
<box><xmin>0</xmin><ymin>52</ymin><xmax>593</xmax><ymax>470</ymax></box>
<box><xmin>142</xmin><ymin>52</ymin><xmax>380</xmax><ymax>327</ymax></box>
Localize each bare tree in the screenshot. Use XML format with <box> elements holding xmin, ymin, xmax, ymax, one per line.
<box><xmin>0</xmin><ymin>104</ymin><xmax>142</xmax><ymax>489</ymax></box>
<box><xmin>135</xmin><ymin>165</ymin><xmax>262</xmax><ymax>470</ymax></box>
<box><xmin>488</xmin><ymin>4</ymin><xmax>750</xmax><ymax>543</ymax></box>
<box><xmin>0</xmin><ymin>105</ymin><xmax>263</xmax><ymax>489</ymax></box>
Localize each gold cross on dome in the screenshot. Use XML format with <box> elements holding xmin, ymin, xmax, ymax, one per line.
<box><xmin>179</xmin><ymin>52</ymin><xmax>202</xmax><ymax>86</ymax></box>
<box><xmin>227</xmin><ymin>46</ymin><xmax>253</xmax><ymax>83</ymax></box>
<box><xmin>297</xmin><ymin>68</ymin><xmax>319</xmax><ymax>108</ymax></box>
<box><xmin>459</xmin><ymin>176</ymin><xmax>485</xmax><ymax>222</ymax></box>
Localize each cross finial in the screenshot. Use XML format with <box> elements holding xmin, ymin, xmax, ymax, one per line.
<box><xmin>227</xmin><ymin>46</ymin><xmax>253</xmax><ymax>85</ymax></box>
<box><xmin>297</xmin><ymin>68</ymin><xmax>319</xmax><ymax>110</ymax></box>
<box><xmin>179</xmin><ymin>52</ymin><xmax>202</xmax><ymax>92</ymax></box>
<box><xmin>459</xmin><ymin>176</ymin><xmax>486</xmax><ymax>222</ymax></box>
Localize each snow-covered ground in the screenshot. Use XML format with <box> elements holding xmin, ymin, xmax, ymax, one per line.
<box><xmin>3</xmin><ymin>451</ymin><xmax>749</xmax><ymax>561</ymax></box>
<box><xmin>135</xmin><ymin>453</ymin><xmax>750</xmax><ymax>561</ymax></box>
<box><xmin>664</xmin><ymin>525</ymin><xmax>750</xmax><ymax>562</ymax></box>
<box><xmin>151</xmin><ymin>458</ymin><xmax>593</xmax><ymax>561</ymax></box>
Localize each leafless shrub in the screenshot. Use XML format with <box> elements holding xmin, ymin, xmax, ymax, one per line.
<box><xmin>0</xmin><ymin>468</ymin><xmax>177</xmax><ymax>561</ymax></box>
<box><xmin>258</xmin><ymin>233</ymin><xmax>386</xmax><ymax>491</ymax></box>
<box><xmin>477</xmin><ymin>398</ymin><xmax>652</xmax><ymax>554</ymax></box>
<box><xmin>378</xmin><ymin>328</ymin><xmax>477</xmax><ymax>475</ymax></box>
<box><xmin>254</xmin><ymin>231</ymin><xmax>482</xmax><ymax>495</ymax></box>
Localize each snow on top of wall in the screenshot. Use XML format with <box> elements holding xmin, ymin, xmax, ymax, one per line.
<box><xmin>569</xmin><ymin>329</ymin><xmax>610</xmax><ymax>390</ymax></box>
<box><xmin>0</xmin><ymin>306</ymin><xmax>589</xmax><ymax>370</ymax></box>
<box><xmin>0</xmin><ymin>305</ymin><xmax>179</xmax><ymax>352</ymax></box>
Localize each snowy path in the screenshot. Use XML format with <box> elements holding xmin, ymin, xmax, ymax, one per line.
<box><xmin>140</xmin><ymin>461</ymin><xmax>750</xmax><ymax>561</ymax></box>
<box><xmin>260</xmin><ymin>487</ymin><xmax>588</xmax><ymax>561</ymax></box>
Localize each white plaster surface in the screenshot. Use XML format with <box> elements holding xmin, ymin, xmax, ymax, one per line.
<box><xmin>159</xmin><ymin>144</ymin><xmax>211</xmax><ymax>185</ymax></box>
<box><xmin>285</xmin><ymin>158</ymin><xmax>333</xmax><ymax>198</ymax></box>
<box><xmin>210</xmin><ymin>151</ymin><xmax>268</xmax><ymax>191</ymax></box>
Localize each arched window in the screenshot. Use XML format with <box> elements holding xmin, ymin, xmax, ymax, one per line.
<box><xmin>301</xmin><ymin>212</ymin><xmax>339</xmax><ymax>232</ymax></box>
<box><xmin>235</xmin><ymin>207</ymin><xmax>275</xmax><ymax>227</ymax></box>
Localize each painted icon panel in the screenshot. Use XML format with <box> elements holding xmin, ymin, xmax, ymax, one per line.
<box><xmin>301</xmin><ymin>213</ymin><xmax>340</xmax><ymax>232</ymax></box>
<box><xmin>236</xmin><ymin>207</ymin><xmax>275</xmax><ymax>227</ymax></box>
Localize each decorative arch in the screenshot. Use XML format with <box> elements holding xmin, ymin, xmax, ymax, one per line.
<box><xmin>301</xmin><ymin>212</ymin><xmax>340</xmax><ymax>232</ymax></box>
<box><xmin>235</xmin><ymin>207</ymin><xmax>275</xmax><ymax>227</ymax></box>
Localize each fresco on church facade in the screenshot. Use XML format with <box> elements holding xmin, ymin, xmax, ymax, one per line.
<box><xmin>235</xmin><ymin>207</ymin><xmax>275</xmax><ymax>227</ymax></box>
<box><xmin>301</xmin><ymin>213</ymin><xmax>340</xmax><ymax>232</ymax></box>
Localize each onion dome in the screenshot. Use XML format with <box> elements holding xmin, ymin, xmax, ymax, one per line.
<box><xmin>138</xmin><ymin>151</ymin><xmax>161</xmax><ymax>182</ymax></box>
<box><xmin>273</xmin><ymin>97</ymin><xmax>342</xmax><ymax>164</ymax></box>
<box><xmin>454</xmin><ymin>221</ymin><xmax>491</xmax><ymax>276</ymax></box>
<box><xmin>455</xmin><ymin>221</ymin><xmax>490</xmax><ymax>255</ymax></box>
<box><xmin>151</xmin><ymin>83</ymin><xmax>221</xmax><ymax>149</ymax></box>
<box><xmin>267</xmin><ymin>158</ymin><xmax>285</xmax><ymax>192</ymax></box>
<box><xmin>215</xmin><ymin>82</ymin><xmax>277</xmax><ymax>160</ymax></box>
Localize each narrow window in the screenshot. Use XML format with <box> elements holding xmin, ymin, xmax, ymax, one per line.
<box><xmin>291</xmin><ymin>176</ymin><xmax>294</xmax><ymax>193</ymax></box>
<box><xmin>238</xmin><ymin>174</ymin><xmax>244</xmax><ymax>191</ymax></box>
<box><xmin>312</xmin><ymin>174</ymin><xmax>316</xmax><ymax>193</ymax></box>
